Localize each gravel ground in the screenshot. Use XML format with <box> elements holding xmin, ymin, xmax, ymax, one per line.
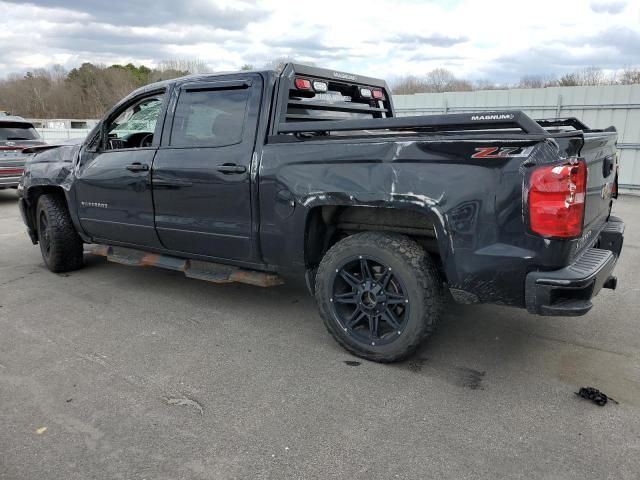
<box><xmin>1</xmin><ymin>189</ymin><xmax>639</xmax><ymax>480</ymax></box>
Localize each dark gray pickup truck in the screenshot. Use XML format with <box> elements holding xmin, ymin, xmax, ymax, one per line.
<box><xmin>18</xmin><ymin>64</ymin><xmax>624</xmax><ymax>362</ymax></box>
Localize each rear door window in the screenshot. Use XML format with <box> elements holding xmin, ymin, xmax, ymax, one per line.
<box><xmin>169</xmin><ymin>88</ymin><xmax>249</xmax><ymax>148</ymax></box>
<box><xmin>0</xmin><ymin>122</ymin><xmax>40</xmax><ymax>141</ymax></box>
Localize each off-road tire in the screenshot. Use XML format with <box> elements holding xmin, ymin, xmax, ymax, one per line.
<box><xmin>315</xmin><ymin>232</ymin><xmax>443</xmax><ymax>363</ymax></box>
<box><xmin>36</xmin><ymin>194</ymin><xmax>84</xmax><ymax>272</ymax></box>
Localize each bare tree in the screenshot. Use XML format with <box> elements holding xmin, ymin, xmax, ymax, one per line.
<box><xmin>263</xmin><ymin>57</ymin><xmax>315</xmax><ymax>72</ymax></box>
<box><xmin>473</xmin><ymin>79</ymin><xmax>503</xmax><ymax>90</ymax></box>
<box><xmin>425</xmin><ymin>68</ymin><xmax>456</xmax><ymax>93</ymax></box>
<box><xmin>517</xmin><ymin>75</ymin><xmax>545</xmax><ymax>88</ymax></box>
<box><xmin>445</xmin><ymin>79</ymin><xmax>473</xmax><ymax>92</ymax></box>
<box><xmin>392</xmin><ymin>69</ymin><xmax>471</xmax><ymax>94</ymax></box>
<box><xmin>392</xmin><ymin>75</ymin><xmax>429</xmax><ymax>94</ymax></box>
<box><xmin>618</xmin><ymin>67</ymin><xmax>640</xmax><ymax>85</ymax></box>
<box><xmin>559</xmin><ymin>66</ymin><xmax>607</xmax><ymax>86</ymax></box>
<box><xmin>156</xmin><ymin>59</ymin><xmax>209</xmax><ymax>74</ymax></box>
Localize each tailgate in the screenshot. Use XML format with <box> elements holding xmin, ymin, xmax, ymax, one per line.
<box><xmin>580</xmin><ymin>131</ymin><xmax>618</xmax><ymax>230</ymax></box>
<box><xmin>0</xmin><ymin>140</ymin><xmax>45</xmax><ymax>177</ymax></box>
<box><xmin>0</xmin><ymin>148</ymin><xmax>28</xmax><ymax>177</ymax></box>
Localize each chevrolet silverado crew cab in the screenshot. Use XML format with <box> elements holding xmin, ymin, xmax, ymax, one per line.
<box><xmin>18</xmin><ymin>64</ymin><xmax>624</xmax><ymax>362</ymax></box>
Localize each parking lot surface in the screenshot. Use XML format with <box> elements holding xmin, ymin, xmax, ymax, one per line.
<box><xmin>1</xmin><ymin>189</ymin><xmax>639</xmax><ymax>479</ymax></box>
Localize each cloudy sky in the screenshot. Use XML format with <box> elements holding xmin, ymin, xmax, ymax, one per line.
<box><xmin>0</xmin><ymin>0</ymin><xmax>638</xmax><ymax>82</ymax></box>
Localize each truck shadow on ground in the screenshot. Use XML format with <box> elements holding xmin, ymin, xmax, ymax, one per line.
<box><xmin>76</xmin><ymin>254</ymin><xmax>637</xmax><ymax>404</ymax></box>
<box><xmin>0</xmin><ymin>190</ymin><xmax>19</xmax><ymax>204</ymax></box>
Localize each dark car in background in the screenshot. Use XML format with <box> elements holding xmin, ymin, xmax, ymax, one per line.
<box><xmin>0</xmin><ymin>115</ymin><xmax>46</xmax><ymax>189</ymax></box>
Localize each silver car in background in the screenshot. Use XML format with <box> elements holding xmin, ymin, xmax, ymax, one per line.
<box><xmin>0</xmin><ymin>114</ymin><xmax>46</xmax><ymax>189</ymax></box>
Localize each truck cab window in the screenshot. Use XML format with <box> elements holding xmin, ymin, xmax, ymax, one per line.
<box><xmin>169</xmin><ymin>88</ymin><xmax>249</xmax><ymax>148</ymax></box>
<box><xmin>106</xmin><ymin>94</ymin><xmax>164</xmax><ymax>150</ymax></box>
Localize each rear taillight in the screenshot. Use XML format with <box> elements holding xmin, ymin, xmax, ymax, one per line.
<box><xmin>0</xmin><ymin>167</ymin><xmax>24</xmax><ymax>176</ymax></box>
<box><xmin>529</xmin><ymin>158</ymin><xmax>587</xmax><ymax>238</ymax></box>
<box><xmin>294</xmin><ymin>78</ymin><xmax>312</xmax><ymax>90</ymax></box>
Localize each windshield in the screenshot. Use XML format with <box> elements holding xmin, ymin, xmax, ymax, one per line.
<box><xmin>110</xmin><ymin>97</ymin><xmax>162</xmax><ymax>137</ymax></box>
<box><xmin>0</xmin><ymin>122</ymin><xmax>40</xmax><ymax>141</ymax></box>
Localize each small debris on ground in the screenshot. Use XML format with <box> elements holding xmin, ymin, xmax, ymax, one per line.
<box><xmin>164</xmin><ymin>395</ymin><xmax>204</xmax><ymax>415</ymax></box>
<box><xmin>35</xmin><ymin>427</ymin><xmax>47</xmax><ymax>434</ymax></box>
<box><xmin>575</xmin><ymin>387</ymin><xmax>618</xmax><ymax>406</ymax></box>
<box><xmin>344</xmin><ymin>360</ymin><xmax>361</xmax><ymax>366</ymax></box>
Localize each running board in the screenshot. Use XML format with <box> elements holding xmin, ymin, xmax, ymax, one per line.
<box><xmin>86</xmin><ymin>245</ymin><xmax>284</xmax><ymax>288</ymax></box>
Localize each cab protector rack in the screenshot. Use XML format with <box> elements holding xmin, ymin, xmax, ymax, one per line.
<box><xmin>274</xmin><ymin>64</ymin><xmax>550</xmax><ymax>137</ymax></box>
<box><xmin>273</xmin><ymin>63</ymin><xmax>395</xmax><ymax>129</ymax></box>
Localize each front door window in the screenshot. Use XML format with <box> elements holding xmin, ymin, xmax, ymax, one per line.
<box><xmin>106</xmin><ymin>95</ymin><xmax>164</xmax><ymax>150</ymax></box>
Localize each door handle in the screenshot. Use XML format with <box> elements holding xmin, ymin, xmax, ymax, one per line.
<box><xmin>126</xmin><ymin>163</ymin><xmax>149</xmax><ymax>172</ymax></box>
<box><xmin>216</xmin><ymin>164</ymin><xmax>247</xmax><ymax>174</ymax></box>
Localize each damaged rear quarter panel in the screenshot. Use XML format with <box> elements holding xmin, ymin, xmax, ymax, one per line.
<box><xmin>258</xmin><ymin>135</ymin><xmax>564</xmax><ymax>306</ymax></box>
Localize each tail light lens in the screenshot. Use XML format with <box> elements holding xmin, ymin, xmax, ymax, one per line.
<box><xmin>0</xmin><ymin>167</ymin><xmax>24</xmax><ymax>176</ymax></box>
<box><xmin>529</xmin><ymin>158</ymin><xmax>587</xmax><ymax>238</ymax></box>
<box><xmin>372</xmin><ymin>89</ymin><xmax>385</xmax><ymax>99</ymax></box>
<box><xmin>0</xmin><ymin>146</ymin><xmax>25</xmax><ymax>151</ymax></box>
<box><xmin>294</xmin><ymin>78</ymin><xmax>312</xmax><ymax>90</ymax></box>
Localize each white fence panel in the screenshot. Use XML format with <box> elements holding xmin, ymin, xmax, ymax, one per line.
<box><xmin>394</xmin><ymin>84</ymin><xmax>640</xmax><ymax>193</ymax></box>
<box><xmin>36</xmin><ymin>128</ymin><xmax>91</xmax><ymax>144</ymax></box>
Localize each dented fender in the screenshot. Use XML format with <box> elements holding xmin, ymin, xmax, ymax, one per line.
<box><xmin>19</xmin><ymin>141</ymin><xmax>88</xmax><ymax>241</ymax></box>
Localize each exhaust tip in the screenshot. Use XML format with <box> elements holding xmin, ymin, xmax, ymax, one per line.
<box><xmin>603</xmin><ymin>276</ymin><xmax>617</xmax><ymax>290</ymax></box>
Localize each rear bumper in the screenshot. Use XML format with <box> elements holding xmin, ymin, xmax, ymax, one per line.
<box><xmin>525</xmin><ymin>216</ymin><xmax>624</xmax><ymax>316</ymax></box>
<box><xmin>0</xmin><ymin>176</ymin><xmax>21</xmax><ymax>188</ymax></box>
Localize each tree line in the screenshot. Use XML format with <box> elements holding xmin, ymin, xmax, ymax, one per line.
<box><xmin>1</xmin><ymin>60</ymin><xmax>639</xmax><ymax>118</ymax></box>
<box><xmin>0</xmin><ymin>60</ymin><xmax>207</xmax><ymax>119</ymax></box>
<box><xmin>392</xmin><ymin>66</ymin><xmax>640</xmax><ymax>94</ymax></box>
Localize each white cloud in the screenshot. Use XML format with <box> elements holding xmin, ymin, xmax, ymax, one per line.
<box><xmin>0</xmin><ymin>0</ymin><xmax>638</xmax><ymax>82</ymax></box>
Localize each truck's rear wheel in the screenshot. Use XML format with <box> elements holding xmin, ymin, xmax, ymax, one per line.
<box><xmin>315</xmin><ymin>232</ymin><xmax>443</xmax><ymax>363</ymax></box>
<box><xmin>36</xmin><ymin>194</ymin><xmax>84</xmax><ymax>273</ymax></box>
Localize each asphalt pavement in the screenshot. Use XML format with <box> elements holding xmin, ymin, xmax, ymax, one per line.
<box><xmin>1</xmin><ymin>189</ymin><xmax>639</xmax><ymax>479</ymax></box>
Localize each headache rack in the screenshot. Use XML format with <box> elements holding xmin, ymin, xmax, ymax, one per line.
<box><xmin>271</xmin><ymin>65</ymin><xmax>597</xmax><ymax>139</ymax></box>
<box><xmin>272</xmin><ymin>63</ymin><xmax>395</xmax><ymax>129</ymax></box>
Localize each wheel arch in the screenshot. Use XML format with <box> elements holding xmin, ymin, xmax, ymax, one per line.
<box><xmin>302</xmin><ymin>198</ymin><xmax>453</xmax><ymax>282</ymax></box>
<box><xmin>24</xmin><ymin>186</ymin><xmax>67</xmax><ymax>238</ymax></box>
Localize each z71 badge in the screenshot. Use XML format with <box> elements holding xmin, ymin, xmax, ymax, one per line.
<box><xmin>471</xmin><ymin>146</ymin><xmax>534</xmax><ymax>159</ymax></box>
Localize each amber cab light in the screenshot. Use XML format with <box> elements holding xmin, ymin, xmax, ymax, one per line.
<box><xmin>529</xmin><ymin>159</ymin><xmax>587</xmax><ymax>238</ymax></box>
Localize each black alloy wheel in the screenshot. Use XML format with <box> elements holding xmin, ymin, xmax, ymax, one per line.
<box><xmin>330</xmin><ymin>255</ymin><xmax>410</xmax><ymax>347</ymax></box>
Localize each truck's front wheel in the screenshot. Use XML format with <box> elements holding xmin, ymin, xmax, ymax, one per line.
<box><xmin>315</xmin><ymin>232</ymin><xmax>443</xmax><ymax>363</ymax></box>
<box><xmin>36</xmin><ymin>194</ymin><xmax>84</xmax><ymax>273</ymax></box>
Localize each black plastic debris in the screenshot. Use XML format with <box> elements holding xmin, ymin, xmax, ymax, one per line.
<box><xmin>575</xmin><ymin>387</ymin><xmax>618</xmax><ymax>407</ymax></box>
<box><xmin>344</xmin><ymin>360</ymin><xmax>361</xmax><ymax>367</ymax></box>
